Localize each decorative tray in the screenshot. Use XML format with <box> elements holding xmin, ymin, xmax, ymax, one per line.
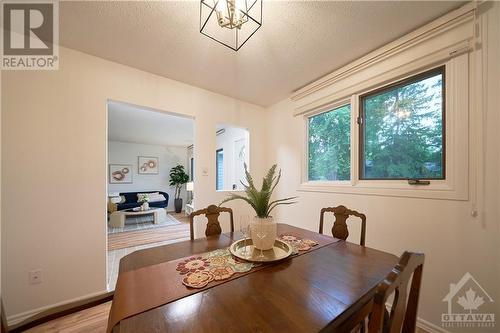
<box><xmin>126</xmin><ymin>207</ymin><xmax>155</xmax><ymax>212</ymax></box>
<box><xmin>229</xmin><ymin>238</ymin><xmax>293</xmax><ymax>263</ymax></box>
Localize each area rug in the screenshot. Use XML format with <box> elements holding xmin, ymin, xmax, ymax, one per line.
<box><xmin>107</xmin><ymin>223</ymin><xmax>190</xmax><ymax>252</ymax></box>
<box><xmin>107</xmin><ymin>213</ymin><xmax>181</xmax><ymax>234</ymax></box>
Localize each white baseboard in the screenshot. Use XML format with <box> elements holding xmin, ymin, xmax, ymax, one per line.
<box><xmin>6</xmin><ymin>289</ymin><xmax>109</xmax><ymax>327</ymax></box>
<box><xmin>385</xmin><ymin>302</ymin><xmax>451</xmax><ymax>333</ymax></box>
<box><xmin>418</xmin><ymin>317</ymin><xmax>452</xmax><ymax>333</ymax></box>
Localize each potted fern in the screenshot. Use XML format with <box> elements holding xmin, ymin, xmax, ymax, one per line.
<box><xmin>221</xmin><ymin>164</ymin><xmax>297</xmax><ymax>250</ymax></box>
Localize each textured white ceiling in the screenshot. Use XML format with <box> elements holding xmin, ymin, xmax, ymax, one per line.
<box><xmin>108</xmin><ymin>101</ymin><xmax>194</xmax><ymax>147</ymax></box>
<box><xmin>60</xmin><ymin>1</ymin><xmax>464</xmax><ymax>107</ymax></box>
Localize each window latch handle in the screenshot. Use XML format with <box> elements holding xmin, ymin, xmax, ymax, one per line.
<box><xmin>357</xmin><ymin>116</ymin><xmax>362</xmax><ymax>125</ymax></box>
<box><xmin>408</xmin><ymin>179</ymin><xmax>430</xmax><ymax>185</ymax></box>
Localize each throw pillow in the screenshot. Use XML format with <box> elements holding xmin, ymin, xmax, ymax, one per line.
<box><xmin>148</xmin><ymin>193</ymin><xmax>166</xmax><ymax>202</ymax></box>
<box><xmin>137</xmin><ymin>193</ymin><xmax>150</xmax><ymax>203</ymax></box>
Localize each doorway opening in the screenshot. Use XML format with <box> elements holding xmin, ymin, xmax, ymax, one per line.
<box><xmin>106</xmin><ymin>100</ymin><xmax>195</xmax><ymax>290</ymax></box>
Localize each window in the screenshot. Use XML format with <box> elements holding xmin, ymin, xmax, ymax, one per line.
<box><xmin>308</xmin><ymin>105</ymin><xmax>351</xmax><ymax>181</ymax></box>
<box><xmin>360</xmin><ymin>66</ymin><xmax>445</xmax><ymax>180</ymax></box>
<box><xmin>216</xmin><ymin>149</ymin><xmax>223</xmax><ymax>191</ymax></box>
<box><xmin>298</xmin><ymin>45</ymin><xmax>469</xmax><ymax>200</ymax></box>
<box><xmin>215</xmin><ymin>124</ymin><xmax>250</xmax><ymax>191</ymax></box>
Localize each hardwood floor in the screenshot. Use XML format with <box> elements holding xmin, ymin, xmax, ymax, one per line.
<box><xmin>24</xmin><ymin>302</ymin><xmax>111</xmax><ymax>333</ymax></box>
<box><xmin>107</xmin><ymin>211</ymin><xmax>190</xmax><ymax>251</ymax></box>
<box><xmin>23</xmin><ymin>301</ymin><xmax>432</xmax><ymax>333</ymax></box>
<box><xmin>107</xmin><ymin>224</ymin><xmax>189</xmax><ymax>251</ymax></box>
<box><xmin>168</xmin><ymin>211</ymin><xmax>190</xmax><ymax>224</ymax></box>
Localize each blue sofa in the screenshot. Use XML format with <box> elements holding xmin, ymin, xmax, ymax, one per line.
<box><xmin>115</xmin><ymin>191</ymin><xmax>169</xmax><ymax>211</ymax></box>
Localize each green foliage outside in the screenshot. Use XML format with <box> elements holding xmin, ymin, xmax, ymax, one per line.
<box><xmin>307</xmin><ymin>71</ymin><xmax>444</xmax><ymax>181</ymax></box>
<box><xmin>363</xmin><ymin>73</ymin><xmax>443</xmax><ymax>179</ymax></box>
<box><xmin>308</xmin><ymin>105</ymin><xmax>351</xmax><ymax>181</ymax></box>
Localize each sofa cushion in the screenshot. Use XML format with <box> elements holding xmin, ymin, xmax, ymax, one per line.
<box><xmin>117</xmin><ymin>202</ymin><xmax>141</xmax><ymax>210</ymax></box>
<box><xmin>148</xmin><ymin>193</ymin><xmax>166</xmax><ymax>203</ymax></box>
<box><xmin>116</xmin><ymin>191</ymin><xmax>169</xmax><ymax>211</ymax></box>
<box><xmin>149</xmin><ymin>201</ymin><xmax>168</xmax><ymax>208</ymax></box>
<box><xmin>122</xmin><ymin>192</ymin><xmax>138</xmax><ymax>203</ymax></box>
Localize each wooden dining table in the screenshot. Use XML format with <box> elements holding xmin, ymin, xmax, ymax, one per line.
<box><xmin>110</xmin><ymin>224</ymin><xmax>398</xmax><ymax>333</ymax></box>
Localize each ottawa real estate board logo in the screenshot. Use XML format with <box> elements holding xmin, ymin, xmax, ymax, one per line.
<box><xmin>442</xmin><ymin>272</ymin><xmax>495</xmax><ymax>329</ymax></box>
<box><xmin>1</xmin><ymin>0</ymin><xmax>59</xmax><ymax>70</ymax></box>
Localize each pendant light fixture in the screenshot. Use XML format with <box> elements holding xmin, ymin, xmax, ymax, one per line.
<box><xmin>200</xmin><ymin>0</ymin><xmax>262</xmax><ymax>51</ymax></box>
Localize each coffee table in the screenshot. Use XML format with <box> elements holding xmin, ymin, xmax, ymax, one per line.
<box><xmin>109</xmin><ymin>208</ymin><xmax>167</xmax><ymax>228</ymax></box>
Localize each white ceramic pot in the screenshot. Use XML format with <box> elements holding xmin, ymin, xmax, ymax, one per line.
<box><xmin>141</xmin><ymin>202</ymin><xmax>149</xmax><ymax>211</ymax></box>
<box><xmin>251</xmin><ymin>217</ymin><xmax>277</xmax><ymax>250</ymax></box>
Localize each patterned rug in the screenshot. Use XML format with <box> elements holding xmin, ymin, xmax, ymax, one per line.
<box><xmin>107</xmin><ymin>212</ymin><xmax>181</xmax><ymax>234</ymax></box>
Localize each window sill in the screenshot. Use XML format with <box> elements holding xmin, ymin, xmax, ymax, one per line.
<box><xmin>298</xmin><ymin>181</ymin><xmax>468</xmax><ymax>201</ymax></box>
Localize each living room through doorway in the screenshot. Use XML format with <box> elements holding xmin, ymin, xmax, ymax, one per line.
<box><xmin>106</xmin><ymin>100</ymin><xmax>195</xmax><ymax>290</ymax></box>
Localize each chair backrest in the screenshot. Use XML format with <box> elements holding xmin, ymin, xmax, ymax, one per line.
<box><xmin>336</xmin><ymin>252</ymin><xmax>425</xmax><ymax>333</ymax></box>
<box><xmin>335</xmin><ymin>298</ymin><xmax>374</xmax><ymax>333</ymax></box>
<box><xmin>319</xmin><ymin>205</ymin><xmax>367</xmax><ymax>246</ymax></box>
<box><xmin>189</xmin><ymin>205</ymin><xmax>234</xmax><ymax>240</ymax></box>
<box><xmin>368</xmin><ymin>251</ymin><xmax>425</xmax><ymax>333</ymax></box>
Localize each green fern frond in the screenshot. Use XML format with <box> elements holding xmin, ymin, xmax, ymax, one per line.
<box><xmin>219</xmin><ymin>164</ymin><xmax>297</xmax><ymax>218</ymax></box>
<box><xmin>220</xmin><ymin>193</ymin><xmax>257</xmax><ymax>212</ymax></box>
<box><xmin>268</xmin><ymin>196</ymin><xmax>298</xmax><ymax>207</ymax></box>
<box><xmin>243</xmin><ymin>163</ymin><xmax>255</xmax><ymax>189</ymax></box>
<box><xmin>267</xmin><ymin>201</ymin><xmax>298</xmax><ymax>216</ymax></box>
<box><xmin>270</xmin><ymin>169</ymin><xmax>282</xmax><ymax>194</ymax></box>
<box><xmin>261</xmin><ymin>164</ymin><xmax>277</xmax><ymax>193</ymax></box>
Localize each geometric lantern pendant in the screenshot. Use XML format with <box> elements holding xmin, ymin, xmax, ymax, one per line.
<box><xmin>200</xmin><ymin>0</ymin><xmax>263</xmax><ymax>51</ymax></box>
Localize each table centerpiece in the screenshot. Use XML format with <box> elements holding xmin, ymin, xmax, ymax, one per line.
<box><xmin>220</xmin><ymin>164</ymin><xmax>297</xmax><ymax>250</ymax></box>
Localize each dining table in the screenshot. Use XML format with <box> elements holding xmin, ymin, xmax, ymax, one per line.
<box><xmin>108</xmin><ymin>223</ymin><xmax>398</xmax><ymax>333</ymax></box>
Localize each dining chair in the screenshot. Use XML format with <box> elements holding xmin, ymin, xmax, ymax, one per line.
<box><xmin>336</xmin><ymin>251</ymin><xmax>425</xmax><ymax>333</ymax></box>
<box><xmin>319</xmin><ymin>205</ymin><xmax>367</xmax><ymax>246</ymax></box>
<box><xmin>189</xmin><ymin>204</ymin><xmax>234</xmax><ymax>240</ymax></box>
<box><xmin>335</xmin><ymin>299</ymin><xmax>373</xmax><ymax>333</ymax></box>
<box><xmin>369</xmin><ymin>251</ymin><xmax>425</xmax><ymax>333</ymax></box>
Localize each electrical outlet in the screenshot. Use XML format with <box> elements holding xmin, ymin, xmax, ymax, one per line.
<box><xmin>29</xmin><ymin>269</ymin><xmax>42</xmax><ymax>284</ymax></box>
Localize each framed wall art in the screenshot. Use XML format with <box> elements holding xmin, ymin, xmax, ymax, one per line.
<box><xmin>109</xmin><ymin>164</ymin><xmax>133</xmax><ymax>184</ymax></box>
<box><xmin>138</xmin><ymin>156</ymin><xmax>159</xmax><ymax>174</ymax></box>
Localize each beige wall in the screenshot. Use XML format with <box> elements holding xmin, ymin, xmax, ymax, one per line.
<box><xmin>1</xmin><ymin>46</ymin><xmax>267</xmax><ymax>319</ymax></box>
<box><xmin>266</xmin><ymin>3</ymin><xmax>500</xmax><ymax>330</ymax></box>
<box><xmin>1</xmin><ymin>3</ymin><xmax>499</xmax><ymax>329</ymax></box>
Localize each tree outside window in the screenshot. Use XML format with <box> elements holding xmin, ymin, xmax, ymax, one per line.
<box><xmin>360</xmin><ymin>66</ymin><xmax>445</xmax><ymax>180</ymax></box>
<box><xmin>308</xmin><ymin>105</ymin><xmax>351</xmax><ymax>181</ymax></box>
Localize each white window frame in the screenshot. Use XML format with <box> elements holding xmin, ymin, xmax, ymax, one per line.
<box><xmin>299</xmin><ymin>54</ymin><xmax>469</xmax><ymax>201</ymax></box>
